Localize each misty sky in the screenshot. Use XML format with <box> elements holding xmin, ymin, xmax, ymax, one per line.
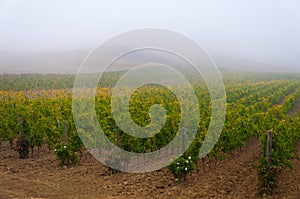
<box><xmin>0</xmin><ymin>0</ymin><xmax>300</xmax><ymax>73</ymax></box>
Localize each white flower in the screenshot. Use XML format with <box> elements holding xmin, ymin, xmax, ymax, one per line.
<box><xmin>177</xmin><ymin>162</ymin><xmax>180</xmax><ymax>165</ymax></box>
<box><xmin>54</xmin><ymin>149</ymin><xmax>57</xmax><ymax>152</ymax></box>
<box><xmin>186</xmin><ymin>160</ymin><xmax>189</xmax><ymax>163</ymax></box>
<box><xmin>185</xmin><ymin>167</ymin><xmax>187</xmax><ymax>171</ymax></box>
<box><xmin>64</xmin><ymin>146</ymin><xmax>67</xmax><ymax>149</ymax></box>
<box><xmin>188</xmin><ymin>156</ymin><xmax>191</xmax><ymax>160</ymax></box>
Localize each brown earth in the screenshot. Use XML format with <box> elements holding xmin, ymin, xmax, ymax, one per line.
<box><xmin>288</xmin><ymin>98</ymin><xmax>300</xmax><ymax>117</ymax></box>
<box><xmin>0</xmin><ymin>138</ymin><xmax>299</xmax><ymax>199</ymax></box>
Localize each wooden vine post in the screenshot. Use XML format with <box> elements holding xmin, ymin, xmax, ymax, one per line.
<box><xmin>115</xmin><ymin>125</ymin><xmax>122</xmax><ymax>171</ymax></box>
<box><xmin>116</xmin><ymin>125</ymin><xmax>121</xmax><ymax>148</ymax></box>
<box><xmin>64</xmin><ymin>121</ymin><xmax>68</xmax><ymax>143</ymax></box>
<box><xmin>182</xmin><ymin>127</ymin><xmax>186</xmax><ymax>157</ymax></box>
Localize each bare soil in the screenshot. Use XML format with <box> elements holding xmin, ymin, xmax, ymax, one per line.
<box><xmin>1</xmin><ymin>138</ymin><xmax>299</xmax><ymax>199</ymax></box>
<box><xmin>288</xmin><ymin>98</ymin><xmax>300</xmax><ymax>117</ymax></box>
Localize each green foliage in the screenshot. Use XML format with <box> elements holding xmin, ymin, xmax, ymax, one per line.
<box><xmin>54</xmin><ymin>129</ymin><xmax>83</xmax><ymax>168</ymax></box>
<box><xmin>167</xmin><ymin>155</ymin><xmax>194</xmax><ymax>182</ymax></box>
<box><xmin>256</xmin><ymin>164</ymin><xmax>281</xmax><ymax>196</ymax></box>
<box><xmin>1</xmin><ymin>71</ymin><xmax>300</xmax><ymax>186</ymax></box>
<box><xmin>256</xmin><ymin>85</ymin><xmax>300</xmax><ymax>196</ymax></box>
<box><xmin>54</xmin><ymin>143</ymin><xmax>79</xmax><ymax>167</ymax></box>
<box><xmin>0</xmin><ymin>71</ymin><xmax>126</xmax><ymax>91</ymax></box>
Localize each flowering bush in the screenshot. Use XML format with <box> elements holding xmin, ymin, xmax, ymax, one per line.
<box><xmin>54</xmin><ymin>143</ymin><xmax>79</xmax><ymax>167</ymax></box>
<box><xmin>54</xmin><ymin>133</ymin><xmax>83</xmax><ymax>168</ymax></box>
<box><xmin>15</xmin><ymin>134</ymin><xmax>30</xmax><ymax>159</ymax></box>
<box><xmin>167</xmin><ymin>155</ymin><xmax>195</xmax><ymax>182</ymax></box>
<box><xmin>13</xmin><ymin>138</ymin><xmax>18</xmax><ymax>145</ymax></box>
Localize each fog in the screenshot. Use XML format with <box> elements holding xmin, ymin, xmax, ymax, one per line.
<box><xmin>0</xmin><ymin>0</ymin><xmax>300</xmax><ymax>73</ymax></box>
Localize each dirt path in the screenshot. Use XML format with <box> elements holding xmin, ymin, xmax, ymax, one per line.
<box><xmin>288</xmin><ymin>97</ymin><xmax>300</xmax><ymax>117</ymax></box>
<box><xmin>0</xmin><ymin>139</ymin><xmax>263</xmax><ymax>199</ymax></box>
<box><xmin>264</xmin><ymin>142</ymin><xmax>300</xmax><ymax>199</ymax></box>
<box><xmin>165</xmin><ymin>139</ymin><xmax>261</xmax><ymax>199</ymax></box>
<box><xmin>1</xmin><ymin>140</ymin><xmax>300</xmax><ymax>199</ymax></box>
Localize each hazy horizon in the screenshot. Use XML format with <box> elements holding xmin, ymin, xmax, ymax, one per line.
<box><xmin>0</xmin><ymin>0</ymin><xmax>300</xmax><ymax>73</ymax></box>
